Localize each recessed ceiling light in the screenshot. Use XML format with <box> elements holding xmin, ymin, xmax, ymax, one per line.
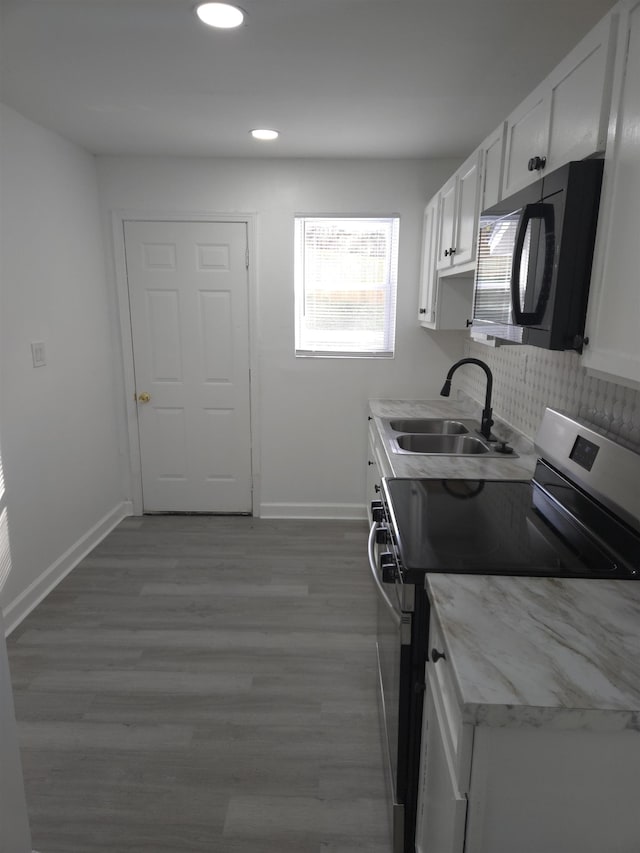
<box><xmin>250</xmin><ymin>129</ymin><xmax>279</xmax><ymax>141</ymax></box>
<box><xmin>195</xmin><ymin>3</ymin><xmax>244</xmax><ymax>28</ymax></box>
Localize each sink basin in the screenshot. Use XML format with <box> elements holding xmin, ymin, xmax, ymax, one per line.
<box><xmin>395</xmin><ymin>434</ymin><xmax>490</xmax><ymax>455</ymax></box>
<box><xmin>388</xmin><ymin>418</ymin><xmax>469</xmax><ymax>435</ymax></box>
<box><xmin>377</xmin><ymin>415</ymin><xmax>519</xmax><ymax>457</ymax></box>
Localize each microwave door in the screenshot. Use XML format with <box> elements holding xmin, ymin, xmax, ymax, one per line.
<box><xmin>474</xmin><ymin>209</ymin><xmax>522</xmax><ymax>330</ymax></box>
<box><xmin>510</xmin><ymin>202</ymin><xmax>555</xmax><ymax>327</ymax></box>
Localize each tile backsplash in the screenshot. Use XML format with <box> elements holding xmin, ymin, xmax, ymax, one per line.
<box><xmin>458</xmin><ymin>342</ymin><xmax>640</xmax><ymax>452</ymax></box>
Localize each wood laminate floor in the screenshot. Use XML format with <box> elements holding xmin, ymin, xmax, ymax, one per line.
<box><xmin>7</xmin><ymin>516</ymin><xmax>391</xmax><ymax>853</ymax></box>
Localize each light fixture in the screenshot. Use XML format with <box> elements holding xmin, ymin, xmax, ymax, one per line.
<box><xmin>250</xmin><ymin>129</ymin><xmax>279</xmax><ymax>141</ymax></box>
<box><xmin>195</xmin><ymin>3</ymin><xmax>244</xmax><ymax>28</ymax></box>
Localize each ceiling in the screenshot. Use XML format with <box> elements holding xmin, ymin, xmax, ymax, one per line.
<box><xmin>0</xmin><ymin>0</ymin><xmax>619</xmax><ymax>159</ymax></box>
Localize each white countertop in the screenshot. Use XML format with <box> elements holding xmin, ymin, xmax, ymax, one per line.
<box><xmin>369</xmin><ymin>398</ymin><xmax>537</xmax><ymax>480</ymax></box>
<box><xmin>371</xmin><ymin>398</ymin><xmax>640</xmax><ymax>732</ymax></box>
<box><xmin>427</xmin><ymin>573</ymin><xmax>640</xmax><ymax>732</ymax></box>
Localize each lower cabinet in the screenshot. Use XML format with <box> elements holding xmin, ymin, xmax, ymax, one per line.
<box><xmin>416</xmin><ymin>612</ymin><xmax>640</xmax><ymax>853</ymax></box>
<box><xmin>366</xmin><ymin>422</ymin><xmax>388</xmax><ymax>521</ymax></box>
<box><xmin>415</xmin><ymin>673</ymin><xmax>468</xmax><ymax>853</ymax></box>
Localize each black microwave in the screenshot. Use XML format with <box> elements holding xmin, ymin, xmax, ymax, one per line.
<box><xmin>470</xmin><ymin>159</ymin><xmax>603</xmax><ymax>351</ymax></box>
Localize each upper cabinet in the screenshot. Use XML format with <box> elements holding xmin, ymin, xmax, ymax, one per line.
<box><xmin>479</xmin><ymin>122</ymin><xmax>507</xmax><ymax>211</ymax></box>
<box><xmin>435</xmin><ymin>151</ymin><xmax>482</xmax><ymax>273</ymax></box>
<box><xmin>418</xmin><ymin>126</ymin><xmax>506</xmax><ymax>330</ymax></box>
<box><xmin>418</xmin><ymin>197</ymin><xmax>439</xmax><ymax>325</ymax></box>
<box><xmin>418</xmin><ymin>5</ymin><xmax>627</xmax><ymax>351</ymax></box>
<box><xmin>502</xmin><ymin>14</ymin><xmax>618</xmax><ymax>197</ymax></box>
<box><xmin>582</xmin><ymin>0</ymin><xmax>640</xmax><ymax>389</ymax></box>
<box><xmin>419</xmin><ymin>194</ymin><xmax>474</xmax><ymax>330</ymax></box>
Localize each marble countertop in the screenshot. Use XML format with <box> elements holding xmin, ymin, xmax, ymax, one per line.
<box><xmin>369</xmin><ymin>397</ymin><xmax>537</xmax><ymax>480</ymax></box>
<box><xmin>427</xmin><ymin>573</ymin><xmax>640</xmax><ymax>732</ymax></box>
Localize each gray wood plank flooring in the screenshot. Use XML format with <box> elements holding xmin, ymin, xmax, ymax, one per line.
<box><xmin>7</xmin><ymin>516</ymin><xmax>391</xmax><ymax>853</ymax></box>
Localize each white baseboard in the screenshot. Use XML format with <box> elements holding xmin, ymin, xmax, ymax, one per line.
<box><xmin>259</xmin><ymin>502</ymin><xmax>367</xmax><ymax>520</ymax></box>
<box><xmin>3</xmin><ymin>501</ymin><xmax>133</xmax><ymax>636</ymax></box>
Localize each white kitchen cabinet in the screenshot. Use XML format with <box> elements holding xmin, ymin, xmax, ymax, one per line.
<box><xmin>502</xmin><ymin>13</ymin><xmax>618</xmax><ymax>198</ymax></box>
<box><xmin>419</xmin><ymin>149</ymin><xmax>480</xmax><ymax>331</ymax></box>
<box><xmin>436</xmin><ymin>151</ymin><xmax>482</xmax><ymax>273</ymax></box>
<box><xmin>366</xmin><ymin>438</ymin><xmax>381</xmax><ymax>522</ymax></box>
<box><xmin>366</xmin><ymin>421</ymin><xmax>390</xmax><ymax>522</ymax></box>
<box><xmin>417</xmin><ymin>197</ymin><xmax>439</xmax><ymax>325</ymax></box>
<box><xmin>416</xmin><ymin>605</ymin><xmax>640</xmax><ymax>853</ymax></box>
<box><xmin>478</xmin><ymin>123</ymin><xmax>506</xmax><ymax>211</ymax></box>
<box><xmin>415</xmin><ymin>677</ymin><xmax>467</xmax><ymax>853</ymax></box>
<box><xmin>583</xmin><ymin>0</ymin><xmax>640</xmax><ymax>389</ymax></box>
<box><xmin>435</xmin><ymin>176</ymin><xmax>457</xmax><ymax>273</ymax></box>
<box><xmin>419</xmin><ymin>197</ymin><xmax>474</xmax><ymax>331</ymax></box>
<box><xmin>415</xmin><ymin>615</ymin><xmax>473</xmax><ymax>853</ymax></box>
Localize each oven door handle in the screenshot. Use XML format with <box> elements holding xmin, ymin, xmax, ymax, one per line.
<box><xmin>368</xmin><ymin>522</ymin><xmax>402</xmax><ymax>628</ymax></box>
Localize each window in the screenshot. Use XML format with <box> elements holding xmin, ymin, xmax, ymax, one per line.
<box><xmin>294</xmin><ymin>216</ymin><xmax>399</xmax><ymax>357</ymax></box>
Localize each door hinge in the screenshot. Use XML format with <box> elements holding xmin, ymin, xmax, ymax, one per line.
<box><xmin>245</xmin><ymin>248</ymin><xmax>249</xmax><ymax>269</ymax></box>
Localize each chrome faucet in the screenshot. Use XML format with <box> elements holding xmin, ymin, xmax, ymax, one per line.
<box><xmin>440</xmin><ymin>358</ymin><xmax>494</xmax><ymax>440</ymax></box>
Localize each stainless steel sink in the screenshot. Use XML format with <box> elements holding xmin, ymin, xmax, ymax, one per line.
<box><xmin>395</xmin><ymin>434</ymin><xmax>490</xmax><ymax>454</ymax></box>
<box><xmin>378</xmin><ymin>416</ymin><xmax>518</xmax><ymax>457</ymax></box>
<box><xmin>388</xmin><ymin>418</ymin><xmax>469</xmax><ymax>434</ymax></box>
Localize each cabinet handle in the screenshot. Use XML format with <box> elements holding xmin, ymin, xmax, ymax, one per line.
<box><xmin>419</xmin><ymin>308</ymin><xmax>426</xmax><ymax>314</ymax></box>
<box><xmin>465</xmin><ymin>319</ymin><xmax>473</xmax><ymax>327</ymax></box>
<box><xmin>444</xmin><ymin>249</ymin><xmax>450</xmax><ymax>257</ymax></box>
<box><xmin>368</xmin><ymin>460</ymin><xmax>375</xmax><ymax>466</ymax></box>
<box><xmin>450</xmin><ymin>247</ymin><xmax>456</xmax><ymax>255</ymax></box>
<box><xmin>527</xmin><ymin>155</ymin><xmax>547</xmax><ymax>172</ymax></box>
<box><xmin>431</xmin><ymin>648</ymin><xmax>446</xmax><ymax>663</ymax></box>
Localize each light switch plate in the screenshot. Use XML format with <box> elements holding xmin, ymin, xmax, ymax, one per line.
<box><xmin>31</xmin><ymin>341</ymin><xmax>46</xmax><ymax>367</ymax></box>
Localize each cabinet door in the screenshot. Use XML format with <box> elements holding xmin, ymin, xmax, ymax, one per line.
<box><xmin>480</xmin><ymin>123</ymin><xmax>506</xmax><ymax>211</ymax></box>
<box><xmin>418</xmin><ymin>198</ymin><xmax>439</xmax><ymax>325</ymax></box>
<box><xmin>583</xmin><ymin>0</ymin><xmax>640</xmax><ymax>388</ymax></box>
<box><xmin>436</xmin><ymin>176</ymin><xmax>457</xmax><ymax>271</ymax></box>
<box><xmin>502</xmin><ymin>84</ymin><xmax>550</xmax><ymax>198</ymax></box>
<box><xmin>366</xmin><ymin>434</ymin><xmax>382</xmax><ymax>520</ymax></box>
<box><xmin>503</xmin><ymin>11</ymin><xmax>617</xmax><ymax>198</ymax></box>
<box><xmin>415</xmin><ymin>677</ymin><xmax>467</xmax><ymax>853</ymax></box>
<box><xmin>453</xmin><ymin>151</ymin><xmax>481</xmax><ymax>267</ymax></box>
<box><xmin>546</xmin><ymin>14</ymin><xmax>617</xmax><ymax>172</ymax></box>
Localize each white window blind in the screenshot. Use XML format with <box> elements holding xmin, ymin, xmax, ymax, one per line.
<box><xmin>294</xmin><ymin>216</ymin><xmax>399</xmax><ymax>357</ymax></box>
<box><xmin>474</xmin><ymin>212</ymin><xmax>531</xmax><ymax>323</ymax></box>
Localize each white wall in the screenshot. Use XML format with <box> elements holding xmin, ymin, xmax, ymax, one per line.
<box><xmin>97</xmin><ymin>156</ymin><xmax>465</xmax><ymax>517</ymax></box>
<box><xmin>0</xmin><ymin>105</ymin><xmax>128</xmax><ymax>627</ymax></box>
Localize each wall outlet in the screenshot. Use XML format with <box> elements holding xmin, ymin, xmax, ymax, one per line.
<box><xmin>31</xmin><ymin>341</ymin><xmax>46</xmax><ymax>367</ymax></box>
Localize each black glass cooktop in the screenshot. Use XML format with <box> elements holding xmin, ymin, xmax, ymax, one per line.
<box><xmin>382</xmin><ymin>469</ymin><xmax>639</xmax><ymax>583</ymax></box>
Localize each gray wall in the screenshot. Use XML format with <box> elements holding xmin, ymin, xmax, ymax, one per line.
<box><xmin>0</xmin><ymin>105</ymin><xmax>127</xmax><ymax>624</ymax></box>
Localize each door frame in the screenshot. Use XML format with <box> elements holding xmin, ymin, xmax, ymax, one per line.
<box><xmin>111</xmin><ymin>210</ymin><xmax>260</xmax><ymax>516</ymax></box>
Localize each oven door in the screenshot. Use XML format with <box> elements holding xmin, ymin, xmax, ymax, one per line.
<box><xmin>368</xmin><ymin>522</ymin><xmax>412</xmax><ymax>853</ymax></box>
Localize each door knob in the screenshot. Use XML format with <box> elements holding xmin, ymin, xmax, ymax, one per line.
<box><xmin>137</xmin><ymin>392</ymin><xmax>151</xmax><ymax>403</ymax></box>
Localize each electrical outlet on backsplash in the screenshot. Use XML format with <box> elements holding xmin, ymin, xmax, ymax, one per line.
<box><xmin>457</xmin><ymin>342</ymin><xmax>640</xmax><ymax>451</ymax></box>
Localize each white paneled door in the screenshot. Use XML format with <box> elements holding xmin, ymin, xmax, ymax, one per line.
<box><xmin>124</xmin><ymin>220</ymin><xmax>252</xmax><ymax>513</ymax></box>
